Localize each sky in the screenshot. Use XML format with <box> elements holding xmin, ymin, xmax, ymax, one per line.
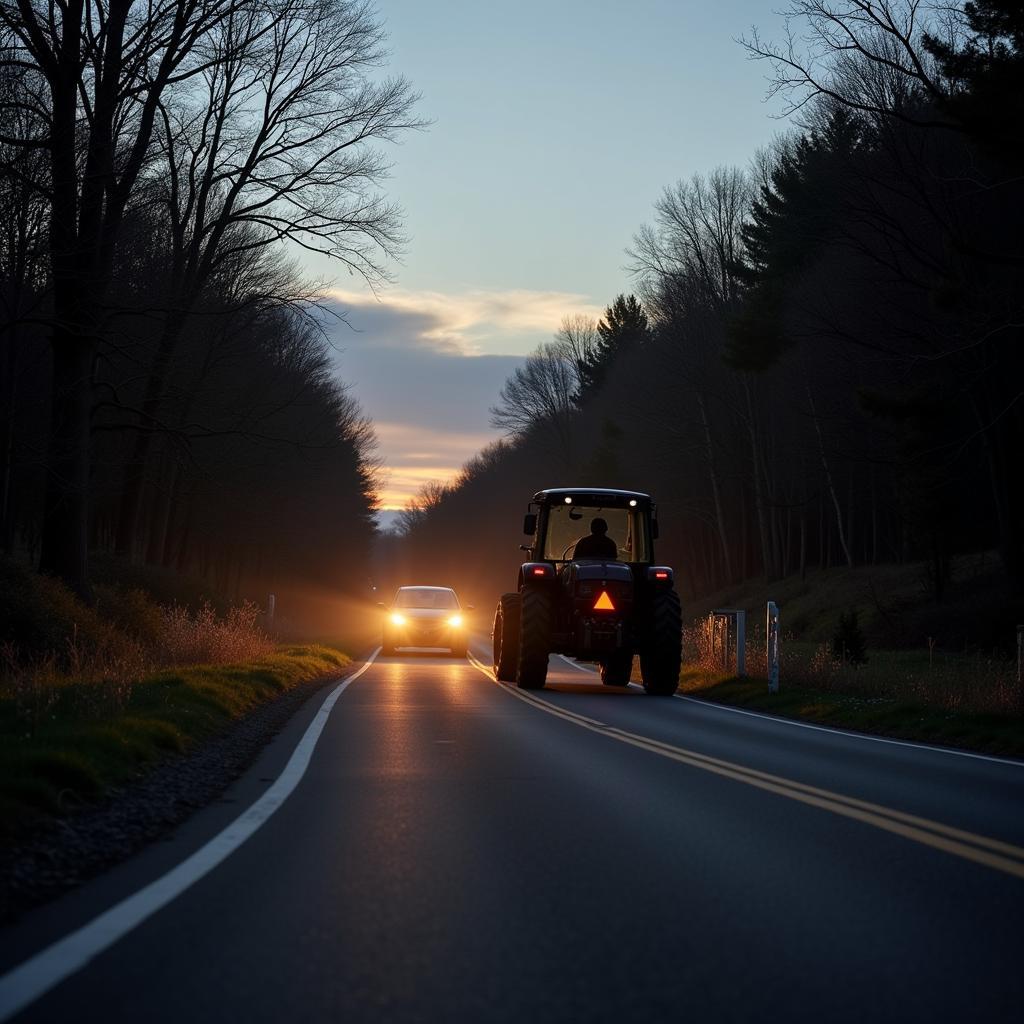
<box><xmin>301</xmin><ymin>1</ymin><xmax>788</xmax><ymax>516</ymax></box>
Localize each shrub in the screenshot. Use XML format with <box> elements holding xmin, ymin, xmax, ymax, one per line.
<box><xmin>159</xmin><ymin>601</ymin><xmax>273</xmax><ymax>666</ymax></box>
<box><xmin>831</xmin><ymin>610</ymin><xmax>868</xmax><ymax>665</ymax></box>
<box><xmin>1</xmin><ymin>560</ymin><xmax>273</xmax><ymax>729</ymax></box>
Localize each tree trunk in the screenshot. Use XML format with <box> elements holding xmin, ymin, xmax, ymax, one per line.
<box><xmin>0</xmin><ymin>324</ymin><xmax>20</xmax><ymax>554</ymax></box>
<box><xmin>743</xmin><ymin>377</ymin><xmax>774</xmax><ymax>579</ymax></box>
<box><xmin>799</xmin><ymin>505</ymin><xmax>807</xmax><ymax>582</ymax></box>
<box><xmin>147</xmin><ymin>457</ymin><xmax>180</xmax><ymax>564</ymax></box>
<box><xmin>806</xmin><ymin>382</ymin><xmax>853</xmax><ymax>569</ymax></box>
<box><xmin>696</xmin><ymin>392</ymin><xmax>733</xmax><ymax>582</ymax></box>
<box><xmin>38</xmin><ymin>332</ymin><xmax>95</xmax><ymax>594</ymax></box>
<box><xmin>971</xmin><ymin>389</ymin><xmax>1024</xmax><ymax>595</ymax></box>
<box><xmin>115</xmin><ymin>311</ymin><xmax>188</xmax><ymax>556</ymax></box>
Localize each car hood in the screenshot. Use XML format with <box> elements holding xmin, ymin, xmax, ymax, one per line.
<box><xmin>392</xmin><ymin>608</ymin><xmax>456</xmax><ymax>621</ymax></box>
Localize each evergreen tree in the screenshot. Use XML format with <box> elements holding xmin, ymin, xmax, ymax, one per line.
<box><xmin>727</xmin><ymin>106</ymin><xmax>867</xmax><ymax>370</ymax></box>
<box><xmin>578</xmin><ymin>294</ymin><xmax>650</xmax><ymax>400</ymax></box>
<box><xmin>924</xmin><ymin>1</ymin><xmax>1024</xmax><ymax>165</ymax></box>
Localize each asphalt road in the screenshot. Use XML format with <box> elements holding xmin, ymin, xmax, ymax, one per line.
<box><xmin>2</xmin><ymin>638</ymin><xmax>1023</xmax><ymax>1022</ymax></box>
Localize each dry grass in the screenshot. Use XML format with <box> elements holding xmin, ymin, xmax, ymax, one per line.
<box><xmin>680</xmin><ymin>616</ymin><xmax>1024</xmax><ymax>757</ymax></box>
<box><xmin>684</xmin><ymin>617</ymin><xmax>1019</xmax><ymax>716</ymax></box>
<box><xmin>0</xmin><ymin>645</ymin><xmax>351</xmax><ymax>840</ymax></box>
<box><xmin>0</xmin><ymin>597</ymin><xmax>274</xmax><ymax>735</ymax></box>
<box><xmin>158</xmin><ymin>601</ymin><xmax>273</xmax><ymax>666</ymax></box>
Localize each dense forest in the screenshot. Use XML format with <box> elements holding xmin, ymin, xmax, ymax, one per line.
<box><xmin>0</xmin><ymin>0</ymin><xmax>420</xmax><ymax>607</ymax></box>
<box><xmin>391</xmin><ymin>1</ymin><xmax>1023</xmax><ymax>628</ymax></box>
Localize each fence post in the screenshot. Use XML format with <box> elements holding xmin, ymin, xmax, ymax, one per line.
<box><xmin>767</xmin><ymin>601</ymin><xmax>780</xmax><ymax>694</ymax></box>
<box><xmin>267</xmin><ymin>593</ymin><xmax>276</xmax><ymax>626</ymax></box>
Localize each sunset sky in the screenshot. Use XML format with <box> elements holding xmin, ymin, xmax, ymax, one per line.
<box><xmin>301</xmin><ymin>0</ymin><xmax>785</xmax><ymax>515</ymax></box>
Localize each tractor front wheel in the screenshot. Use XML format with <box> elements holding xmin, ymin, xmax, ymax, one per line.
<box><xmin>493</xmin><ymin>593</ymin><xmax>521</xmax><ymax>681</ymax></box>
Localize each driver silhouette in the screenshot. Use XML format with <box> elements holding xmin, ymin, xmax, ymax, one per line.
<box><xmin>572</xmin><ymin>517</ymin><xmax>618</xmax><ymax>560</ymax></box>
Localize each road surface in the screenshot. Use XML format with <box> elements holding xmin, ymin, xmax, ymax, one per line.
<box><xmin>2</xmin><ymin>638</ymin><xmax>1022</xmax><ymax>1022</ymax></box>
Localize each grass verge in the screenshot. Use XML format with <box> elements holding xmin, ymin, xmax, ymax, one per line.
<box><xmin>0</xmin><ymin>644</ymin><xmax>350</xmax><ymax>843</ymax></box>
<box><xmin>679</xmin><ymin>671</ymin><xmax>1024</xmax><ymax>759</ymax></box>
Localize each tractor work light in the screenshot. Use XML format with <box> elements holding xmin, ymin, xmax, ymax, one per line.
<box><xmin>390</xmin><ymin>612</ymin><xmax>406</xmax><ymax>626</ymax></box>
<box><xmin>564</xmin><ymin>496</ymin><xmax>572</xmax><ymax>503</ymax></box>
<box><xmin>629</xmin><ymin>499</ymin><xmax>637</xmax><ymax>506</ymax></box>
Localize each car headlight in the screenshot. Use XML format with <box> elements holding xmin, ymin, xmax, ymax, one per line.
<box><xmin>447</xmin><ymin>614</ymin><xmax>463</xmax><ymax>628</ymax></box>
<box><xmin>390</xmin><ymin>612</ymin><xmax>406</xmax><ymax>626</ymax></box>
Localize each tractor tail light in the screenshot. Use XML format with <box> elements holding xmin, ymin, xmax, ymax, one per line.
<box><xmin>648</xmin><ymin>567</ymin><xmax>673</xmax><ymax>582</ymax></box>
<box><xmin>524</xmin><ymin>562</ymin><xmax>554</xmax><ymax>579</ymax></box>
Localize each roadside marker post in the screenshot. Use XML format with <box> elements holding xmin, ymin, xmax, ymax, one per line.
<box><xmin>767</xmin><ymin>601</ymin><xmax>780</xmax><ymax>694</ymax></box>
<box><xmin>267</xmin><ymin>594</ymin><xmax>276</xmax><ymax>626</ymax></box>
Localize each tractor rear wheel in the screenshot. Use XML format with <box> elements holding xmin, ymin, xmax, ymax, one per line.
<box><xmin>492</xmin><ymin>593</ymin><xmax>521</xmax><ymax>681</ymax></box>
<box><xmin>640</xmin><ymin>588</ymin><xmax>682</xmax><ymax>696</ymax></box>
<box><xmin>600</xmin><ymin>648</ymin><xmax>633</xmax><ymax>686</ymax></box>
<box><xmin>517</xmin><ymin>587</ymin><xmax>552</xmax><ymax>690</ymax></box>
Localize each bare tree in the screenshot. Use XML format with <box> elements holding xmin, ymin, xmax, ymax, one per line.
<box><xmin>740</xmin><ymin>1</ymin><xmax>960</xmax><ymax>127</ymax></box>
<box><xmin>395</xmin><ymin>480</ymin><xmax>449</xmax><ymax>536</ymax></box>
<box><xmin>0</xmin><ymin>0</ymin><xmax>262</xmax><ymax>591</ymax></box>
<box><xmin>631</xmin><ymin>168</ymin><xmax>754</xmax><ymax>578</ymax></box>
<box><xmin>553</xmin><ymin>314</ymin><xmax>599</xmax><ymax>399</ymax></box>
<box><xmin>109</xmin><ymin>0</ymin><xmax>420</xmax><ymax>557</ymax></box>
<box><xmin>630</xmin><ymin>168</ymin><xmax>751</xmax><ymax>316</ymax></box>
<box><xmin>490</xmin><ymin>339</ymin><xmax>583</xmax><ymax>466</ymax></box>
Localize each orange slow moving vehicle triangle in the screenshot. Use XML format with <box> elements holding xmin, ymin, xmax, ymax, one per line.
<box><xmin>593</xmin><ymin>590</ymin><xmax>615</xmax><ymax>611</ymax></box>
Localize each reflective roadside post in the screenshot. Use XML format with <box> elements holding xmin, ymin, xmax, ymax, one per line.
<box><xmin>767</xmin><ymin>601</ymin><xmax>780</xmax><ymax>694</ymax></box>
<box><xmin>268</xmin><ymin>593</ymin><xmax>276</xmax><ymax>627</ymax></box>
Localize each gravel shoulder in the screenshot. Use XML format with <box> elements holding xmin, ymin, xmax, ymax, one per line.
<box><xmin>0</xmin><ymin>672</ymin><xmax>340</xmax><ymax>922</ymax></box>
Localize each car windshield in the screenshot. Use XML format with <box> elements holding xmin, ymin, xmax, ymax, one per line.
<box><xmin>394</xmin><ymin>588</ymin><xmax>459</xmax><ymax>609</ymax></box>
<box><xmin>541</xmin><ymin>504</ymin><xmax>649</xmax><ymax>562</ymax></box>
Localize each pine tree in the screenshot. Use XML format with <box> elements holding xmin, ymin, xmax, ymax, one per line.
<box><xmin>924</xmin><ymin>1</ymin><xmax>1024</xmax><ymax>166</ymax></box>
<box><xmin>577</xmin><ymin>294</ymin><xmax>650</xmax><ymax>400</ymax></box>
<box><xmin>726</xmin><ymin>106</ymin><xmax>866</xmax><ymax>371</ymax></box>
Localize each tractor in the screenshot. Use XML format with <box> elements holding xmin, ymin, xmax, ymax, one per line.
<box><xmin>492</xmin><ymin>488</ymin><xmax>682</xmax><ymax>694</ymax></box>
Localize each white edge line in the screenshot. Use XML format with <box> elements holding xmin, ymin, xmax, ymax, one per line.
<box><xmin>557</xmin><ymin>654</ymin><xmax>599</xmax><ymax>675</ymax></box>
<box><xmin>676</xmin><ymin>693</ymin><xmax>1024</xmax><ymax>768</ymax></box>
<box><xmin>0</xmin><ymin>648</ymin><xmax>381</xmax><ymax>1023</ymax></box>
<box><xmin>532</xmin><ymin>650</ymin><xmax>1022</xmax><ymax>770</ymax></box>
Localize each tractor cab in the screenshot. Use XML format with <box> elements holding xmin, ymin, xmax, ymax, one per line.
<box><xmin>522</xmin><ymin>487</ymin><xmax>658</xmax><ymax>572</ymax></box>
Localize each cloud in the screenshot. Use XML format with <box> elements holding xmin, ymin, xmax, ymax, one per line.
<box><xmin>319</xmin><ymin>284</ymin><xmax>600</xmax><ymax>511</ymax></box>
<box><xmin>373</xmin><ymin>422</ymin><xmax>499</xmax><ymax>509</ymax></box>
<box><xmin>327</xmin><ymin>286</ymin><xmax>602</xmax><ymax>356</ymax></box>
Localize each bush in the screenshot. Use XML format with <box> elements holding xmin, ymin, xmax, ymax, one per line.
<box><xmin>831</xmin><ymin>610</ymin><xmax>868</xmax><ymax>665</ymax></box>
<box><xmin>158</xmin><ymin>601</ymin><xmax>273</xmax><ymax>666</ymax></box>
<box><xmin>0</xmin><ymin>559</ymin><xmax>274</xmax><ymax>730</ymax></box>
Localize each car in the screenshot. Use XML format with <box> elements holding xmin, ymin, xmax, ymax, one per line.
<box><xmin>492</xmin><ymin>487</ymin><xmax>681</xmax><ymax>694</ymax></box>
<box><xmin>381</xmin><ymin>586</ymin><xmax>469</xmax><ymax>657</ymax></box>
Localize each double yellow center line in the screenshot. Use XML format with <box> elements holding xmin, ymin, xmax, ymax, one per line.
<box><xmin>467</xmin><ymin>653</ymin><xmax>1024</xmax><ymax>880</ymax></box>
